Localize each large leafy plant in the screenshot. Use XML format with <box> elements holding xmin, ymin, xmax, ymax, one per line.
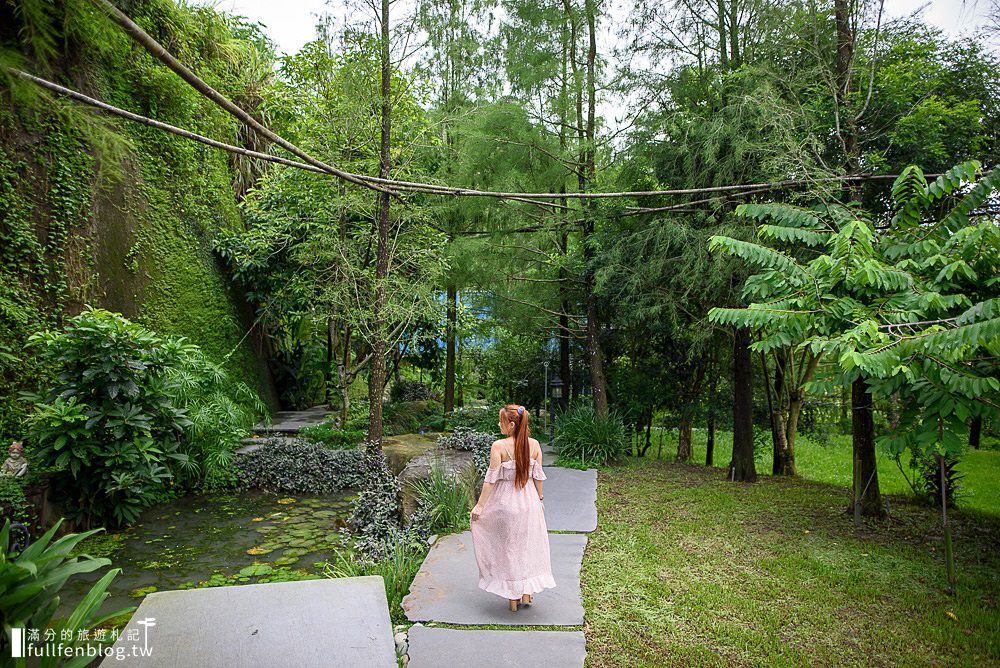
<box><xmin>708</xmin><ymin>161</ymin><xmax>1000</xmax><ymax>462</ymax></box>
<box><xmin>22</xmin><ymin>308</ymin><xmax>192</xmax><ymax>528</ymax></box>
<box><xmin>0</xmin><ymin>518</ymin><xmax>134</xmax><ymax>668</ymax></box>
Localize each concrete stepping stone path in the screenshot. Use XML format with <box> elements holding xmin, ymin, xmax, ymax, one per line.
<box><xmin>404</xmin><ymin>463</ymin><xmax>597</xmax><ymax>667</ymax></box>
<box><xmin>402</xmin><ymin>531</ymin><xmax>587</xmax><ymax>626</ymax></box>
<box><xmin>101</xmin><ymin>576</ymin><xmax>395</xmax><ymax>667</ymax></box>
<box><xmin>407</xmin><ymin>625</ymin><xmax>587</xmax><ymax>668</ymax></box>
<box><xmin>542</xmin><ymin>467</ymin><xmax>597</xmax><ymax>533</ymax></box>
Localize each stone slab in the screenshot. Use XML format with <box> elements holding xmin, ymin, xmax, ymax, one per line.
<box><xmin>543</xmin><ymin>467</ymin><xmax>597</xmax><ymax>533</ymax></box>
<box><xmin>541</xmin><ymin>442</ymin><xmax>558</xmax><ymax>466</ymax></box>
<box><xmin>407</xmin><ymin>625</ymin><xmax>586</xmax><ymax>668</ymax></box>
<box><xmin>100</xmin><ymin>576</ymin><xmax>395</xmax><ymax>668</ymax></box>
<box><xmin>402</xmin><ymin>531</ymin><xmax>586</xmax><ymax>626</ymax></box>
<box><xmin>253</xmin><ymin>405</ymin><xmax>332</xmax><ymax>434</ymax></box>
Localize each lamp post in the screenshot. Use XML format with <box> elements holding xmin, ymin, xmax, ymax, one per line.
<box><xmin>543</xmin><ymin>361</ymin><xmax>550</xmax><ymax>436</ymax></box>
<box><xmin>549</xmin><ymin>376</ymin><xmax>563</xmax><ymax>444</ymax></box>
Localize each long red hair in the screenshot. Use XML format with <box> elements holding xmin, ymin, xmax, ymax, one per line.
<box><xmin>502</xmin><ymin>404</ymin><xmax>531</xmax><ymax>488</ymax></box>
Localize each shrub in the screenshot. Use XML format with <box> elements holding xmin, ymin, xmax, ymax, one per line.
<box><xmin>20</xmin><ymin>309</ymin><xmax>266</xmax><ymax>526</ymax></box>
<box><xmin>347</xmin><ymin>449</ymin><xmax>407</xmax><ymax>559</ymax></box>
<box><xmin>553</xmin><ymin>403</ymin><xmax>626</xmax><ymax>466</ymax></box>
<box><xmin>164</xmin><ymin>341</ymin><xmax>267</xmax><ymax>485</ymax></box>
<box><xmin>0</xmin><ymin>518</ymin><xmax>134</xmax><ymax>659</ymax></box>
<box><xmin>389</xmin><ymin>380</ymin><xmax>431</xmax><ymax>403</ymax></box>
<box><xmin>438</xmin><ymin>428</ymin><xmax>493</xmax><ymax>478</ymax></box>
<box><xmin>917</xmin><ymin>452</ymin><xmax>964</xmax><ymax>508</ymax></box>
<box><xmin>21</xmin><ymin>309</ymin><xmax>193</xmax><ymax>528</ymax></box>
<box><xmin>449</xmin><ymin>404</ymin><xmax>501</xmax><ymax>433</ymax></box>
<box><xmin>234</xmin><ymin>438</ymin><xmax>365</xmax><ymax>493</ymax></box>
<box><xmin>409</xmin><ymin>465</ymin><xmax>474</xmax><ymax>535</ymax></box>
<box><xmin>0</xmin><ymin>478</ymin><xmax>35</xmax><ymax>532</ymax></box>
<box><xmin>299</xmin><ymin>422</ymin><xmax>365</xmax><ymax>449</ymax></box>
<box><xmin>382</xmin><ymin>400</ymin><xmax>444</xmax><ymax>436</ymax></box>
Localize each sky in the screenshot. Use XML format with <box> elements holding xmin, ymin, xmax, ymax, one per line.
<box><xmin>197</xmin><ymin>0</ymin><xmax>995</xmax><ymax>58</ymax></box>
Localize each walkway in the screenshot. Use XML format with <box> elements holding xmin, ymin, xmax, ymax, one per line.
<box><xmin>401</xmin><ymin>461</ymin><xmax>597</xmax><ymax>667</ymax></box>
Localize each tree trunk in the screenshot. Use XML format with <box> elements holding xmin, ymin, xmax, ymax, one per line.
<box><xmin>729</xmin><ymin>326</ymin><xmax>757</xmax><ymax>482</ymax></box>
<box><xmin>706</xmin><ymin>403</ymin><xmax>716</xmax><ymax>467</ymax></box>
<box><xmin>368</xmin><ymin>0</ymin><xmax>392</xmax><ymax>452</ymax></box>
<box><xmin>717</xmin><ymin>0</ymin><xmax>728</xmax><ymax>70</ymax></box>
<box><xmin>645</xmin><ymin>413</ymin><xmax>653</xmax><ymax>454</ymax></box>
<box><xmin>970</xmin><ymin>415</ymin><xmax>982</xmax><ymax>450</ymax></box>
<box><xmin>444</xmin><ymin>282</ymin><xmax>457</xmax><ymax>416</ymax></box>
<box><xmin>677</xmin><ymin>418</ymin><xmax>693</xmax><ymax>462</ymax></box>
<box><xmin>582</xmin><ymin>0</ymin><xmax>607</xmax><ymax>416</ymax></box>
<box><xmin>559</xmin><ymin>236</ymin><xmax>572</xmax><ymax>413</ymax></box>
<box><xmin>325</xmin><ymin>318</ymin><xmax>334</xmax><ymax>406</ymax></box>
<box><xmin>851</xmin><ymin>376</ymin><xmax>883</xmax><ymax>518</ymax></box>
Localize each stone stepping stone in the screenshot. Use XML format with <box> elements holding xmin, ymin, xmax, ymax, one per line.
<box><xmin>407</xmin><ymin>625</ymin><xmax>586</xmax><ymax>667</ymax></box>
<box><xmin>253</xmin><ymin>405</ymin><xmax>332</xmax><ymax>435</ymax></box>
<box><xmin>543</xmin><ymin>467</ymin><xmax>597</xmax><ymax>533</ymax></box>
<box><xmin>100</xmin><ymin>576</ymin><xmax>394</xmax><ymax>667</ymax></box>
<box><xmin>403</xmin><ymin>531</ymin><xmax>586</xmax><ymax>626</ymax></box>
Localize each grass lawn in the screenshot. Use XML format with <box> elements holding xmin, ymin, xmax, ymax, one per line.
<box><xmin>639</xmin><ymin>428</ymin><xmax>1000</xmax><ymax>517</ymax></box>
<box><xmin>581</xmin><ymin>459</ymin><xmax>1000</xmax><ymax>667</ymax></box>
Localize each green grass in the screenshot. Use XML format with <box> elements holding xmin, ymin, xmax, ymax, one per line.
<box><xmin>637</xmin><ymin>428</ymin><xmax>1000</xmax><ymax>516</ymax></box>
<box><xmin>582</xmin><ymin>459</ymin><xmax>1000</xmax><ymax>667</ymax></box>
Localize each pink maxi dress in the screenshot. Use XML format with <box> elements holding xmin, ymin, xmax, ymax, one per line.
<box><xmin>471</xmin><ymin>449</ymin><xmax>556</xmax><ymax>600</ymax></box>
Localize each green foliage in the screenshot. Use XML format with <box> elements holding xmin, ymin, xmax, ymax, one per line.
<box><xmin>389</xmin><ymin>380</ymin><xmax>432</xmax><ymax>403</ymax></box>
<box><xmin>709</xmin><ymin>162</ymin><xmax>1000</xmax><ymax>461</ymax></box>
<box><xmin>409</xmin><ymin>465</ymin><xmax>474</xmax><ymax>534</ymax></box>
<box><xmin>324</xmin><ymin>539</ymin><xmax>426</xmax><ymax>625</ymax></box>
<box><xmin>914</xmin><ymin>453</ymin><xmax>965</xmax><ymax>509</ymax></box>
<box><xmin>438</xmin><ymin>428</ymin><xmax>493</xmax><ymax>477</ymax></box>
<box><xmin>0</xmin><ymin>518</ymin><xmax>134</xmax><ymax>668</ymax></box>
<box><xmin>21</xmin><ymin>309</ymin><xmax>192</xmax><ymax>528</ymax></box>
<box><xmin>448</xmin><ymin>405</ymin><xmax>502</xmax><ymax>434</ymax></box>
<box><xmin>233</xmin><ymin>439</ymin><xmax>365</xmax><ymax>493</ymax></box>
<box><xmin>347</xmin><ymin>450</ymin><xmax>409</xmax><ymax>561</ymax></box>
<box><xmin>0</xmin><ymin>478</ymin><xmax>35</xmax><ymax>532</ymax></box>
<box><xmin>382</xmin><ymin>400</ymin><xmax>445</xmax><ymax>436</ymax></box>
<box><xmin>163</xmin><ymin>339</ymin><xmax>267</xmax><ymax>485</ymax></box>
<box><xmin>1</xmin><ymin>0</ymin><xmax>276</xmax><ymax>443</ymax></box>
<box><xmin>299</xmin><ymin>423</ymin><xmax>366</xmax><ymax>449</ymax></box>
<box><xmin>554</xmin><ymin>403</ymin><xmax>627</xmax><ymax>466</ymax></box>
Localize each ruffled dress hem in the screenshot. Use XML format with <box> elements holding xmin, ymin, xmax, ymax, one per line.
<box><xmin>478</xmin><ymin>571</ymin><xmax>556</xmax><ymax>600</ymax></box>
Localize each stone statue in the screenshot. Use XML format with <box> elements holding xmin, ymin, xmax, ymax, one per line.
<box><xmin>1</xmin><ymin>441</ymin><xmax>27</xmax><ymax>478</ymax></box>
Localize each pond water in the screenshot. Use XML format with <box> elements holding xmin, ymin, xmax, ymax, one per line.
<box><xmin>60</xmin><ymin>490</ymin><xmax>356</xmax><ymax>618</ymax></box>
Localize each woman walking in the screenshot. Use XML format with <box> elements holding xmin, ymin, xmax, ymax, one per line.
<box><xmin>470</xmin><ymin>404</ymin><xmax>555</xmax><ymax>612</ymax></box>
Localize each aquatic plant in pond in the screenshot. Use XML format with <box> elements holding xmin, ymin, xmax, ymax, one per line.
<box><xmin>59</xmin><ymin>491</ymin><xmax>354</xmax><ymax>616</ymax></box>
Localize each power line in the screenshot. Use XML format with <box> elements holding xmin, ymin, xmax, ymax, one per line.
<box><xmin>37</xmin><ymin>0</ymin><xmax>939</xmax><ymax>205</ymax></box>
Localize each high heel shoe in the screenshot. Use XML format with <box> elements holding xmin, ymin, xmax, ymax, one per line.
<box><xmin>509</xmin><ymin>599</ymin><xmax>518</xmax><ymax>612</ymax></box>
<box><xmin>521</xmin><ymin>594</ymin><xmax>532</xmax><ymax>605</ymax></box>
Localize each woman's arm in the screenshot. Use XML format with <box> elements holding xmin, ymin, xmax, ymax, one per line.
<box><xmin>532</xmin><ymin>448</ymin><xmax>544</xmax><ymax>504</ymax></box>
<box><xmin>472</xmin><ymin>443</ymin><xmax>502</xmax><ymax>521</ymax></box>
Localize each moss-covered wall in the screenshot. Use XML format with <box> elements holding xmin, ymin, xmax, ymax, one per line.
<box><xmin>0</xmin><ymin>0</ymin><xmax>280</xmax><ymax>441</ymax></box>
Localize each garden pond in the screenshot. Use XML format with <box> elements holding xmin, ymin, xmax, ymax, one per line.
<box><xmin>60</xmin><ymin>490</ymin><xmax>356</xmax><ymax>617</ymax></box>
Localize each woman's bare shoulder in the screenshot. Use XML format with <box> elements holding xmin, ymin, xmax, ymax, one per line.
<box><xmin>529</xmin><ymin>437</ymin><xmax>542</xmax><ymax>458</ymax></box>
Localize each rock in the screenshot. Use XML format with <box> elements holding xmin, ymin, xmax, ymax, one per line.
<box><xmin>382</xmin><ymin>434</ymin><xmax>438</xmax><ymax>475</ymax></box>
<box><xmin>394</xmin><ymin>632</ymin><xmax>407</xmax><ymax>646</ymax></box>
<box><xmin>398</xmin><ymin>448</ymin><xmax>476</xmax><ymax>518</ymax></box>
